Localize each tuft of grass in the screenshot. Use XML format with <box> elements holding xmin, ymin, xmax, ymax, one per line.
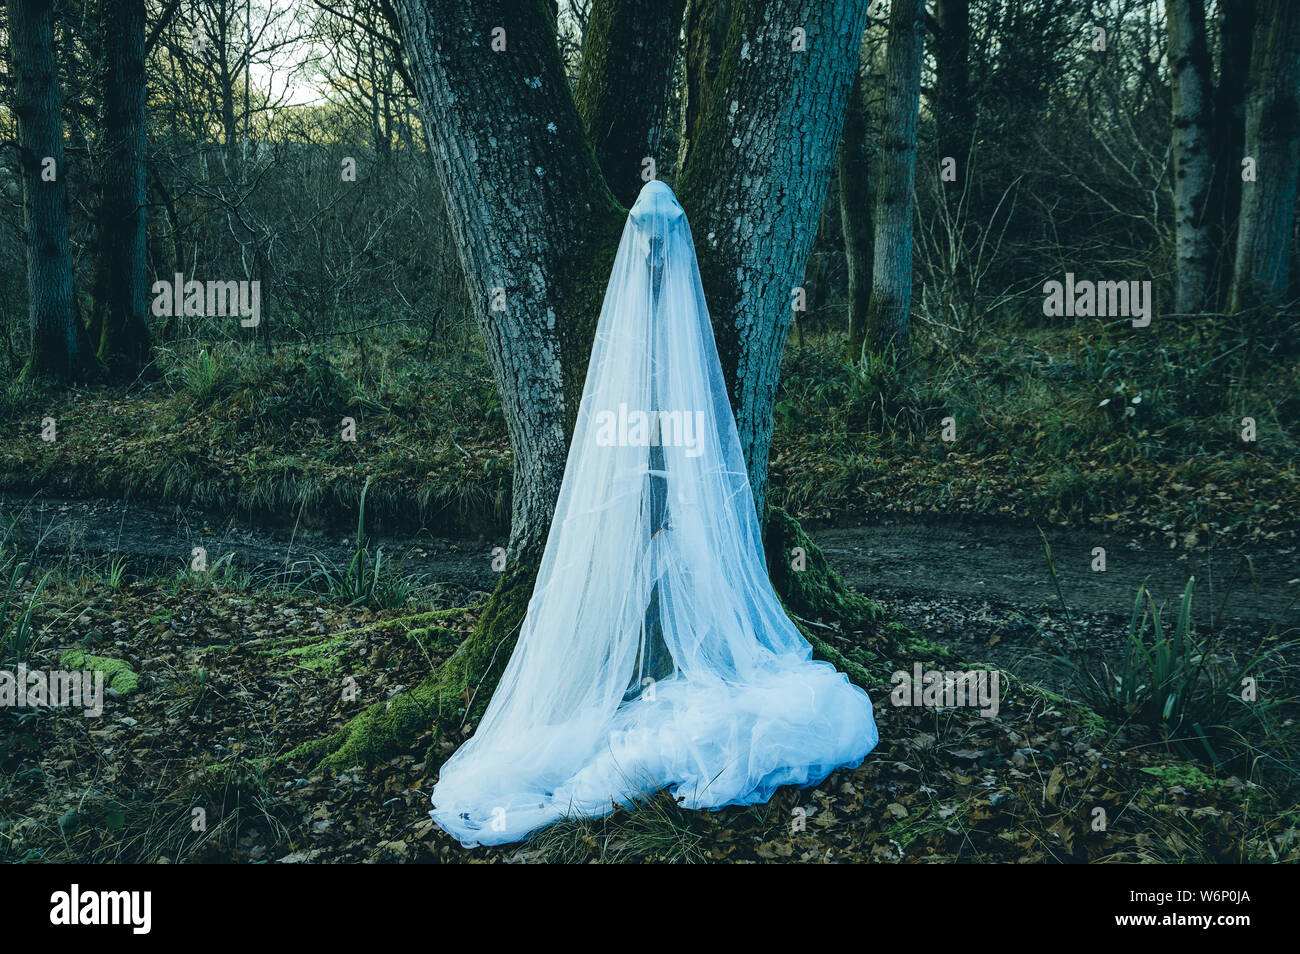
<box><xmin>174</xmin><ymin>347</ymin><xmax>235</xmax><ymax>408</ymax></box>
<box><xmin>300</xmin><ymin>478</ymin><xmax>413</xmax><ymax>609</ymax></box>
<box><xmin>531</xmin><ymin>791</ymin><xmax>712</xmax><ymax>864</ymax></box>
<box><xmin>0</xmin><ymin>378</ymin><xmax>34</xmax><ymax>419</ymax></box>
<box><xmin>0</xmin><ymin>537</ymin><xmax>49</xmax><ymax>665</ymax></box>
<box><xmin>267</xmin><ymin>352</ymin><xmax>356</xmax><ymax>418</ymax></box>
<box><xmin>165</xmin><ymin>665</ymin><xmax>212</xmax><ymax>717</ymax></box>
<box><xmin>104</xmin><ymin>555</ymin><xmax>128</xmax><ymax>592</ymax></box>
<box><xmin>110</xmin><ymin>759</ymin><xmax>292</xmax><ymax>864</ymax></box>
<box><xmin>167</xmin><ymin>551</ymin><xmax>253</xmax><ymax>594</ymax></box>
<box><xmin>1035</xmin><ymin>535</ymin><xmax>1297</xmax><ymax>775</ymax></box>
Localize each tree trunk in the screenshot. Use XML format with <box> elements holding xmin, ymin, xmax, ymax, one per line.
<box><xmin>391</xmin><ymin>0</ymin><xmax>625</xmax><ymax>566</ymax></box>
<box><xmin>574</xmin><ymin>0</ymin><xmax>687</xmax><ymax>207</ymax></box>
<box><xmin>1209</xmin><ymin>0</ymin><xmax>1256</xmax><ymax>303</ymax></box>
<box><xmin>863</xmin><ymin>0</ymin><xmax>924</xmax><ymax>361</ymax></box>
<box><xmin>96</xmin><ymin>0</ymin><xmax>152</xmax><ymax>380</ymax></box>
<box><xmin>678</xmin><ymin>0</ymin><xmax>871</xmax><ymax>514</ymax></box>
<box><xmin>1230</xmin><ymin>0</ymin><xmax>1300</xmax><ymax>311</ymax></box>
<box><xmin>1165</xmin><ymin>0</ymin><xmax>1216</xmax><ymax>314</ymax></box>
<box><xmin>7</xmin><ymin>0</ymin><xmax>91</xmax><ymax>380</ymax></box>
<box><xmin>311</xmin><ymin>0</ymin><xmax>629</xmax><ymax>775</ymax></box>
<box><xmin>218</xmin><ymin>35</ymin><xmax>239</xmax><ymax>174</ymax></box>
<box><xmin>150</xmin><ymin>171</ymin><xmax>184</xmax><ymax>341</ymax></box>
<box><xmin>397</xmin><ymin>0</ymin><xmax>870</xmax><ymax>536</ymax></box>
<box><xmin>840</xmin><ymin>67</ymin><xmax>874</xmax><ymax>362</ymax></box>
<box><xmin>678</xmin><ymin>0</ymin><xmax>733</xmax><ymax>172</ymax></box>
<box><xmin>933</xmin><ymin>0</ymin><xmax>971</xmax><ymax>183</ymax></box>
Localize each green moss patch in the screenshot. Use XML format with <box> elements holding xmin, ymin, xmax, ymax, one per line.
<box><xmin>58</xmin><ymin>650</ymin><xmax>140</xmax><ymax>695</ymax></box>
<box><xmin>1140</xmin><ymin>764</ymin><xmax>1229</xmax><ymax>793</ymax></box>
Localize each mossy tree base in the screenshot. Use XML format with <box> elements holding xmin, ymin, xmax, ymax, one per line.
<box><xmin>292</xmin><ymin>510</ymin><xmax>888</xmax><ymax>772</ymax></box>
<box><xmin>764</xmin><ymin>506</ymin><xmax>889</xmax><ymax>691</ymax></box>
<box><xmin>764</xmin><ymin>505</ymin><xmax>882</xmax><ymax>628</ymax></box>
<box><xmin>286</xmin><ymin>563</ymin><xmax>537</xmax><ymax>772</ymax></box>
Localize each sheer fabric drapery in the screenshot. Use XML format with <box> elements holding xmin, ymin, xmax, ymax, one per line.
<box><xmin>430</xmin><ymin>181</ymin><xmax>878</xmax><ymax>846</ymax></box>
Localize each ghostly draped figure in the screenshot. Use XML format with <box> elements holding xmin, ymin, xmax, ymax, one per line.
<box><xmin>429</xmin><ymin>181</ymin><xmax>878</xmax><ymax>846</ymax></box>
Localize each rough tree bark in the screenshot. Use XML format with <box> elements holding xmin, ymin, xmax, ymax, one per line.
<box><xmin>95</xmin><ymin>0</ymin><xmax>152</xmax><ymax>379</ymax></box>
<box><xmin>863</xmin><ymin>0</ymin><xmax>924</xmax><ymax>360</ymax></box>
<box><xmin>7</xmin><ymin>0</ymin><xmax>91</xmax><ymax>380</ymax></box>
<box><xmin>839</xmin><ymin>68</ymin><xmax>875</xmax><ymax>362</ymax></box>
<box><xmin>678</xmin><ymin>0</ymin><xmax>871</xmax><ymax>514</ymax></box>
<box><xmin>932</xmin><ymin>0</ymin><xmax>971</xmax><ymax>184</ymax></box>
<box><xmin>391</xmin><ymin>0</ymin><xmax>624</xmax><ymax>567</ymax></box>
<box><xmin>1165</xmin><ymin>0</ymin><xmax>1216</xmax><ymax>314</ymax></box>
<box><xmin>574</xmin><ymin>0</ymin><xmax>687</xmax><ymax>207</ymax></box>
<box><xmin>1230</xmin><ymin>0</ymin><xmax>1300</xmax><ymax>312</ymax></box>
<box><xmin>1209</xmin><ymin>0</ymin><xmax>1256</xmax><ymax>303</ymax></box>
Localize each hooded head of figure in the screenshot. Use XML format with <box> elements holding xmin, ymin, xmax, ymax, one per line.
<box><xmin>629</xmin><ymin>180</ymin><xmax>686</xmax><ymax>268</ymax></box>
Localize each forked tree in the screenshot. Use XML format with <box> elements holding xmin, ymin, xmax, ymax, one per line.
<box><xmin>294</xmin><ymin>0</ymin><xmax>876</xmax><ymax>771</ymax></box>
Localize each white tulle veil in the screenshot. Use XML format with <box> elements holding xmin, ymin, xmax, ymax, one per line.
<box><xmin>430</xmin><ymin>180</ymin><xmax>878</xmax><ymax>846</ymax></box>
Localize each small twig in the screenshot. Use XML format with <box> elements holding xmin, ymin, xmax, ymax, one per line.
<box><xmin>790</xmin><ymin>613</ymin><xmax>837</xmax><ymax>632</ymax></box>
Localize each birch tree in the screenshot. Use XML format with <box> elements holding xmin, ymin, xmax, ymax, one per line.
<box><xmin>1165</xmin><ymin>0</ymin><xmax>1215</xmax><ymax>314</ymax></box>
